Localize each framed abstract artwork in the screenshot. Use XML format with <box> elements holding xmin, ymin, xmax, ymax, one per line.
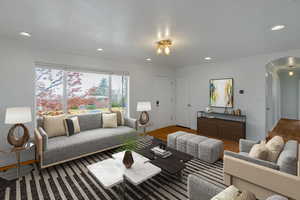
<box><xmin>209</xmin><ymin>78</ymin><xmax>233</xmax><ymax>108</ymax></box>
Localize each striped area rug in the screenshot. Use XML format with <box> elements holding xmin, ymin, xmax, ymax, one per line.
<box><xmin>0</xmin><ymin>137</ymin><xmax>225</xmax><ymax>200</ymax></box>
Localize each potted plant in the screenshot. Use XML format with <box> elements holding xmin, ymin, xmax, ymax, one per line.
<box><xmin>119</xmin><ymin>137</ymin><xmax>138</xmax><ymax>169</ymax></box>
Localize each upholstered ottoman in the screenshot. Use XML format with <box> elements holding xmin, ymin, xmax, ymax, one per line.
<box><xmin>186</xmin><ymin>135</ymin><xmax>208</xmax><ymax>157</ymax></box>
<box><xmin>198</xmin><ymin>138</ymin><xmax>224</xmax><ymax>163</ymax></box>
<box><xmin>167</xmin><ymin>131</ymin><xmax>187</xmax><ymax>149</ymax></box>
<box><xmin>176</xmin><ymin>134</ymin><xmax>199</xmax><ymax>153</ymax></box>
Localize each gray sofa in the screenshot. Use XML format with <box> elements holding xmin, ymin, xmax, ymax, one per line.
<box><xmin>225</xmin><ymin>139</ymin><xmax>299</xmax><ymax>175</ymax></box>
<box><xmin>34</xmin><ymin>113</ymin><xmax>138</xmax><ymax>168</ymax></box>
<box><xmin>188</xmin><ymin>174</ymin><xmax>288</xmax><ymax>200</ymax></box>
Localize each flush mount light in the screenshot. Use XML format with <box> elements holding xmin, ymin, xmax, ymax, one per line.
<box><xmin>289</xmin><ymin>71</ymin><xmax>294</xmax><ymax>76</ymax></box>
<box><xmin>271</xmin><ymin>25</ymin><xmax>285</xmax><ymax>31</ymax></box>
<box><xmin>146</xmin><ymin>58</ymin><xmax>152</xmax><ymax>61</ymax></box>
<box><xmin>204</xmin><ymin>57</ymin><xmax>212</xmax><ymax>61</ymax></box>
<box><xmin>156</xmin><ymin>39</ymin><xmax>172</xmax><ymax>55</ymax></box>
<box><xmin>97</xmin><ymin>48</ymin><xmax>103</xmax><ymax>52</ymax></box>
<box><xmin>19</xmin><ymin>32</ymin><xmax>31</xmax><ymax>37</ymax></box>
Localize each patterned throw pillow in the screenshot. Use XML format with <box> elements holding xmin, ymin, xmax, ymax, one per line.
<box><xmin>64</xmin><ymin>117</ymin><xmax>81</xmax><ymax>136</ymax></box>
<box><xmin>249</xmin><ymin>143</ymin><xmax>269</xmax><ymax>161</ymax></box>
<box><xmin>235</xmin><ymin>190</ymin><xmax>256</xmax><ymax>200</ymax></box>
<box><xmin>110</xmin><ymin>110</ymin><xmax>125</xmax><ymax>126</ymax></box>
<box><xmin>102</xmin><ymin>113</ymin><xmax>118</xmax><ymax>128</ymax></box>
<box><xmin>265</xmin><ymin>136</ymin><xmax>284</xmax><ymax>162</ymax></box>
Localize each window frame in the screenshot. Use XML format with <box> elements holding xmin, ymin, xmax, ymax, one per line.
<box><xmin>34</xmin><ymin>63</ymin><xmax>130</xmax><ymax>122</ymax></box>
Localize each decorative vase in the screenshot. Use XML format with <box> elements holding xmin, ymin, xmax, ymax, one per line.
<box><xmin>123</xmin><ymin>151</ymin><xmax>134</xmax><ymax>169</ymax></box>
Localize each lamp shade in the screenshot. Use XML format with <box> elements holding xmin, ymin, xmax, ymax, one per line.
<box><xmin>137</xmin><ymin>102</ymin><xmax>151</xmax><ymax>112</ymax></box>
<box><xmin>5</xmin><ymin>107</ymin><xmax>32</xmax><ymax>124</ymax></box>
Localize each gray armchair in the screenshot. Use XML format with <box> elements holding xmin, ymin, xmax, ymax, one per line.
<box><xmin>187</xmin><ymin>174</ymin><xmax>288</xmax><ymax>200</ymax></box>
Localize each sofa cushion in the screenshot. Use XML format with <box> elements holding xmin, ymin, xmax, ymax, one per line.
<box><xmin>43</xmin><ymin>115</ymin><xmax>67</xmax><ymax>138</ymax></box>
<box><xmin>235</xmin><ymin>190</ymin><xmax>256</xmax><ymax>200</ymax></box>
<box><xmin>224</xmin><ymin>151</ymin><xmax>279</xmax><ymax>170</ymax></box>
<box><xmin>102</xmin><ymin>113</ymin><xmax>118</xmax><ymax>128</ymax></box>
<box><xmin>266</xmin><ymin>136</ymin><xmax>284</xmax><ymax>162</ymax></box>
<box><xmin>249</xmin><ymin>143</ymin><xmax>268</xmax><ymax>161</ymax></box>
<box><xmin>43</xmin><ymin>126</ymin><xmax>138</xmax><ymax>166</ymax></box>
<box><xmin>77</xmin><ymin>113</ymin><xmax>102</xmax><ymax>131</ymax></box>
<box><xmin>111</xmin><ymin>110</ymin><xmax>125</xmax><ymax>126</ymax></box>
<box><xmin>64</xmin><ymin>117</ymin><xmax>81</xmax><ymax>136</ymax></box>
<box><xmin>277</xmin><ymin>140</ymin><xmax>298</xmax><ymax>175</ymax></box>
<box><xmin>211</xmin><ymin>185</ymin><xmax>240</xmax><ymax>200</ymax></box>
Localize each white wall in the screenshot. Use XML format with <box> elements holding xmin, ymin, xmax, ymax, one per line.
<box><xmin>175</xmin><ymin>49</ymin><xmax>300</xmax><ymax>140</ymax></box>
<box><xmin>0</xmin><ymin>38</ymin><xmax>175</xmax><ymax>165</ymax></box>
<box><xmin>279</xmin><ymin>70</ymin><xmax>300</xmax><ymax>119</ymax></box>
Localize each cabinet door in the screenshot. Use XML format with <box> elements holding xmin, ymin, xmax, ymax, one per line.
<box><xmin>218</xmin><ymin>120</ymin><xmax>244</xmax><ymax>141</ymax></box>
<box><xmin>198</xmin><ymin>118</ymin><xmax>219</xmax><ymax>137</ymax></box>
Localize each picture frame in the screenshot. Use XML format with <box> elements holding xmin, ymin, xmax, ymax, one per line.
<box><xmin>209</xmin><ymin>78</ymin><xmax>234</xmax><ymax>108</ymax></box>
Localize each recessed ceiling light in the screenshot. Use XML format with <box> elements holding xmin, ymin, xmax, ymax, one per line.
<box><xmin>204</xmin><ymin>57</ymin><xmax>212</xmax><ymax>61</ymax></box>
<box><xmin>271</xmin><ymin>25</ymin><xmax>285</xmax><ymax>31</ymax></box>
<box><xmin>146</xmin><ymin>58</ymin><xmax>152</xmax><ymax>61</ymax></box>
<box><xmin>19</xmin><ymin>32</ymin><xmax>31</xmax><ymax>37</ymax></box>
<box><xmin>97</xmin><ymin>48</ymin><xmax>103</xmax><ymax>51</ymax></box>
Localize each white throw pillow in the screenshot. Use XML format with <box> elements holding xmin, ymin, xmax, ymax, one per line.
<box><xmin>43</xmin><ymin>115</ymin><xmax>66</xmax><ymax>138</ymax></box>
<box><xmin>211</xmin><ymin>185</ymin><xmax>240</xmax><ymax>200</ymax></box>
<box><xmin>249</xmin><ymin>143</ymin><xmax>269</xmax><ymax>161</ymax></box>
<box><xmin>265</xmin><ymin>136</ymin><xmax>284</xmax><ymax>162</ymax></box>
<box><xmin>102</xmin><ymin>113</ymin><xmax>118</xmax><ymax>128</ymax></box>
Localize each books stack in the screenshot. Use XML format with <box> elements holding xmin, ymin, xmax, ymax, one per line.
<box><xmin>151</xmin><ymin>146</ymin><xmax>172</xmax><ymax>158</ymax></box>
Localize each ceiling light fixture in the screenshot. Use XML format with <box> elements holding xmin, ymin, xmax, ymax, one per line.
<box><xmin>19</xmin><ymin>32</ymin><xmax>31</xmax><ymax>37</ymax></box>
<box><xmin>271</xmin><ymin>25</ymin><xmax>285</xmax><ymax>31</ymax></box>
<box><xmin>205</xmin><ymin>57</ymin><xmax>212</xmax><ymax>61</ymax></box>
<box><xmin>146</xmin><ymin>58</ymin><xmax>152</xmax><ymax>61</ymax></box>
<box><xmin>156</xmin><ymin>39</ymin><xmax>172</xmax><ymax>55</ymax></box>
<box><xmin>97</xmin><ymin>48</ymin><xmax>103</xmax><ymax>51</ymax></box>
<box><xmin>289</xmin><ymin>71</ymin><xmax>294</xmax><ymax>76</ymax></box>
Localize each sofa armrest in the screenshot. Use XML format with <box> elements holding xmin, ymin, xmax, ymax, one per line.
<box><xmin>124</xmin><ymin>118</ymin><xmax>137</xmax><ymax>130</ymax></box>
<box><xmin>34</xmin><ymin>128</ymin><xmax>43</xmax><ymax>160</ymax></box>
<box><xmin>224</xmin><ymin>151</ymin><xmax>279</xmax><ymax>170</ymax></box>
<box><xmin>188</xmin><ymin>174</ymin><xmax>224</xmax><ymax>200</ymax></box>
<box><xmin>239</xmin><ymin>139</ymin><xmax>259</xmax><ymax>153</ymax></box>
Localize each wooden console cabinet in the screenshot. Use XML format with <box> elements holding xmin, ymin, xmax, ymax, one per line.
<box><xmin>197</xmin><ymin>111</ymin><xmax>246</xmax><ymax>141</ymax></box>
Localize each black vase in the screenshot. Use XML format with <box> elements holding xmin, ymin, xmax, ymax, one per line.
<box><xmin>123</xmin><ymin>151</ymin><xmax>134</xmax><ymax>169</ymax></box>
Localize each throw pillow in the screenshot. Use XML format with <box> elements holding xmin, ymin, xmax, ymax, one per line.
<box><xmin>211</xmin><ymin>185</ymin><xmax>240</xmax><ymax>200</ymax></box>
<box><xmin>102</xmin><ymin>113</ymin><xmax>118</xmax><ymax>128</ymax></box>
<box><xmin>64</xmin><ymin>117</ymin><xmax>81</xmax><ymax>136</ymax></box>
<box><xmin>265</xmin><ymin>136</ymin><xmax>284</xmax><ymax>162</ymax></box>
<box><xmin>43</xmin><ymin>115</ymin><xmax>66</xmax><ymax>138</ymax></box>
<box><xmin>111</xmin><ymin>110</ymin><xmax>125</xmax><ymax>126</ymax></box>
<box><xmin>235</xmin><ymin>190</ymin><xmax>256</xmax><ymax>200</ymax></box>
<box><xmin>249</xmin><ymin>143</ymin><xmax>269</xmax><ymax>160</ymax></box>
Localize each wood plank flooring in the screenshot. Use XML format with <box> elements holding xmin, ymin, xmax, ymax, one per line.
<box><xmin>148</xmin><ymin>125</ymin><xmax>239</xmax><ymax>152</ymax></box>
<box><xmin>269</xmin><ymin>118</ymin><xmax>300</xmax><ymax>142</ymax></box>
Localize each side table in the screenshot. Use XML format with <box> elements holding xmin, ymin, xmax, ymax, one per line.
<box><xmin>0</xmin><ymin>142</ymin><xmax>35</xmax><ymax>180</ymax></box>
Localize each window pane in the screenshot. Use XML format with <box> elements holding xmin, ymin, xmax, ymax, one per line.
<box><xmin>111</xmin><ymin>75</ymin><xmax>129</xmax><ymax>113</ymax></box>
<box><xmin>67</xmin><ymin>71</ymin><xmax>110</xmax><ymax>115</ymax></box>
<box><xmin>35</xmin><ymin>68</ymin><xmax>64</xmax><ymax>117</ymax></box>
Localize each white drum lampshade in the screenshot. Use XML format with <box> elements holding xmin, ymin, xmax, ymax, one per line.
<box><xmin>5</xmin><ymin>107</ymin><xmax>32</xmax><ymax>124</ymax></box>
<box><xmin>5</xmin><ymin>107</ymin><xmax>32</xmax><ymax>147</ymax></box>
<box><xmin>137</xmin><ymin>102</ymin><xmax>151</xmax><ymax>125</ymax></box>
<box><xmin>136</xmin><ymin>102</ymin><xmax>151</xmax><ymax>112</ymax></box>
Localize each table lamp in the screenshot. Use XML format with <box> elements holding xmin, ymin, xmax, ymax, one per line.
<box><xmin>5</xmin><ymin>107</ymin><xmax>32</xmax><ymax>147</ymax></box>
<box><xmin>137</xmin><ymin>101</ymin><xmax>151</xmax><ymax>125</ymax></box>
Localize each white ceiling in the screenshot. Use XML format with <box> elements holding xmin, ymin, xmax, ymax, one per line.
<box><xmin>0</xmin><ymin>0</ymin><xmax>300</xmax><ymax>67</ymax></box>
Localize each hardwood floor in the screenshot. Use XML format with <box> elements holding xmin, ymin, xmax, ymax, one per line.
<box><xmin>269</xmin><ymin>118</ymin><xmax>300</xmax><ymax>142</ymax></box>
<box><xmin>148</xmin><ymin>125</ymin><xmax>239</xmax><ymax>153</ymax></box>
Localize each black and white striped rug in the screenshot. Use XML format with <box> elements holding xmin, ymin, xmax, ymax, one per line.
<box><xmin>0</xmin><ymin>137</ymin><xmax>225</xmax><ymax>200</ymax></box>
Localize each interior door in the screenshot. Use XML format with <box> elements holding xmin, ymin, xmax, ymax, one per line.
<box><xmin>175</xmin><ymin>77</ymin><xmax>191</xmax><ymax>128</ymax></box>
<box><xmin>152</xmin><ymin>77</ymin><xmax>175</xmax><ymax>130</ymax></box>
<box><xmin>266</xmin><ymin>73</ymin><xmax>274</xmax><ymax>132</ymax></box>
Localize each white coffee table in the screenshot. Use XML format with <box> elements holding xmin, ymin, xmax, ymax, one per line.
<box><xmin>87</xmin><ymin>151</ymin><xmax>161</xmax><ymax>199</ymax></box>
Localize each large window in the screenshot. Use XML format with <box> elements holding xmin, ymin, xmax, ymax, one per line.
<box><xmin>35</xmin><ymin>66</ymin><xmax>129</xmax><ymax>117</ymax></box>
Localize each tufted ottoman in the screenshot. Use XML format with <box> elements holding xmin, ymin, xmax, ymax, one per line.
<box><xmin>198</xmin><ymin>138</ymin><xmax>223</xmax><ymax>163</ymax></box>
<box><xmin>176</xmin><ymin>134</ymin><xmax>199</xmax><ymax>153</ymax></box>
